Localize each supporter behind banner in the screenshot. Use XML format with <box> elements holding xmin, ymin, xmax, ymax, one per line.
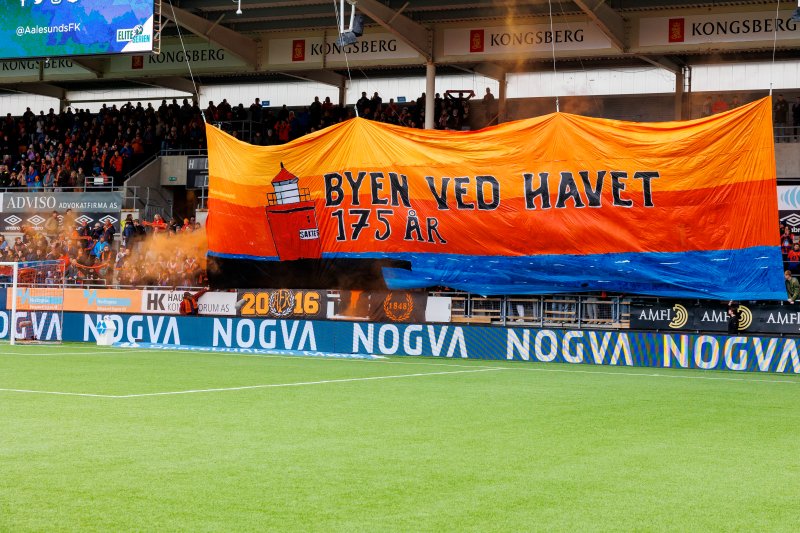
<box><xmin>180</xmin><ymin>288</ymin><xmax>210</xmax><ymax>315</ymax></box>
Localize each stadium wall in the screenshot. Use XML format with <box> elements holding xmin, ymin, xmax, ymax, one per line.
<box><xmin>1</xmin><ymin>311</ymin><xmax>798</xmax><ymax>374</ymax></box>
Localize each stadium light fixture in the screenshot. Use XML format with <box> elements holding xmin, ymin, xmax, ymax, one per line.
<box><xmin>336</xmin><ymin>0</ymin><xmax>363</xmax><ymax>47</ymax></box>
<box><xmin>236</xmin><ymin>0</ymin><xmax>242</xmax><ymax>15</ymax></box>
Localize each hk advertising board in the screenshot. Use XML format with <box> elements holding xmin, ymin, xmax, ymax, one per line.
<box><xmin>7</xmin><ymin>288</ymin><xmax>238</xmax><ymax>316</ymax></box>
<box><xmin>0</xmin><ymin>0</ymin><xmax>155</xmax><ymax>60</ymax></box>
<box><xmin>1</xmin><ymin>312</ymin><xmax>799</xmax><ymax>375</ymax></box>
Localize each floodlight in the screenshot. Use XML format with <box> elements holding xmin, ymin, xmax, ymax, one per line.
<box><xmin>336</xmin><ymin>14</ymin><xmax>363</xmax><ymax>47</ymax></box>
<box><xmin>236</xmin><ymin>0</ymin><xmax>242</xmax><ymax>15</ymax></box>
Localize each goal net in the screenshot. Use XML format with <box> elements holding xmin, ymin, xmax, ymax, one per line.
<box><xmin>0</xmin><ymin>261</ymin><xmax>65</xmax><ymax>345</ymax></box>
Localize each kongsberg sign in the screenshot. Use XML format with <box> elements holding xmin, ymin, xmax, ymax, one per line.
<box><xmin>268</xmin><ymin>33</ymin><xmax>421</xmax><ymax>66</ymax></box>
<box><xmin>442</xmin><ymin>22</ymin><xmax>614</xmax><ymax>57</ymax></box>
<box><xmin>639</xmin><ymin>11</ymin><xmax>800</xmax><ymax>47</ymax></box>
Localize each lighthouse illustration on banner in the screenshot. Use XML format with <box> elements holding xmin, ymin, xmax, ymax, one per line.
<box><xmin>264</xmin><ymin>163</ymin><xmax>322</xmax><ymax>261</ymax></box>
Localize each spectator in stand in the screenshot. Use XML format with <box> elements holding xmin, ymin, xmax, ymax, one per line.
<box><xmin>793</xmin><ymin>96</ymin><xmax>800</xmax><ymax>142</ymax></box>
<box><xmin>780</xmin><ymin>226</ymin><xmax>794</xmax><ymax>268</ymax></box>
<box><xmin>774</xmin><ymin>94</ymin><xmax>789</xmax><ymax>142</ymax></box>
<box><xmin>788</xmin><ymin>243</ymin><xmax>800</xmax><ymax>275</ymax></box>
<box><xmin>121</xmin><ymin>214</ymin><xmax>135</xmax><ymax>247</ymax></box>
<box><xmin>787</xmin><ymin>270</ymin><xmax>800</xmax><ymax>304</ymax></box>
<box><xmin>44</xmin><ymin>210</ymin><xmax>60</xmax><ymax>240</ymax></box>
<box><xmin>102</xmin><ymin>219</ymin><xmax>115</xmax><ymax>244</ymax></box>
<box><xmin>276</xmin><ymin>119</ymin><xmax>290</xmax><ymax>143</ymax></box>
<box><xmin>483</xmin><ymin>87</ymin><xmax>496</xmax><ymax>126</ymax></box>
<box><xmin>356</xmin><ymin>92</ymin><xmax>370</xmax><ymax>115</ymax></box>
<box><xmin>144</xmin><ymin>214</ymin><xmax>168</xmax><ymax>234</ymax></box>
<box><xmin>711</xmin><ymin>95</ymin><xmax>728</xmax><ymax>114</ymax></box>
<box><xmin>700</xmin><ymin>95</ymin><xmax>712</xmax><ymax>117</ymax></box>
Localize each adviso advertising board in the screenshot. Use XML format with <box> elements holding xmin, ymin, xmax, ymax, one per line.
<box><xmin>1</xmin><ymin>0</ymin><xmax>155</xmax><ymax>60</ymax></box>
<box><xmin>0</xmin><ymin>192</ymin><xmax>122</xmax><ymax>232</ymax></box>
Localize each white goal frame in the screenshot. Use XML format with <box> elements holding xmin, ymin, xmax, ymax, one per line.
<box><xmin>0</xmin><ymin>261</ymin><xmax>66</xmax><ymax>345</ymax></box>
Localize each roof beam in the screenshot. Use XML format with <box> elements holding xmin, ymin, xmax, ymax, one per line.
<box><xmin>280</xmin><ymin>70</ymin><xmax>345</xmax><ymax>87</ymax></box>
<box><xmin>71</xmin><ymin>58</ymin><xmax>107</xmax><ymax>78</ymax></box>
<box><xmin>0</xmin><ymin>82</ymin><xmax>66</xmax><ymax>101</ymax></box>
<box><xmin>354</xmin><ymin>0</ymin><xmax>432</xmax><ymax>60</ymax></box>
<box><xmin>162</xmin><ymin>6</ymin><xmax>259</xmax><ymax>68</ymax></box>
<box><xmin>472</xmin><ymin>62</ymin><xmax>506</xmax><ymax>82</ymax></box>
<box><xmin>637</xmin><ymin>55</ymin><xmax>682</xmax><ymax>74</ymax></box>
<box><xmin>572</xmin><ymin>0</ymin><xmax>626</xmax><ymax>52</ymax></box>
<box><xmin>140</xmin><ymin>77</ymin><xmax>198</xmax><ymax>94</ymax></box>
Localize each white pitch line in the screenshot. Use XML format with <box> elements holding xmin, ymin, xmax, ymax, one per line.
<box><xmin>0</xmin><ymin>349</ymin><xmax>143</xmax><ymax>357</ymax></box>
<box><xmin>117</xmin><ymin>367</ymin><xmax>505</xmax><ymax>398</ymax></box>
<box><xmin>0</xmin><ymin>367</ymin><xmax>504</xmax><ymax>399</ymax></box>
<box><xmin>0</xmin><ymin>388</ymin><xmax>116</xmax><ymax>398</ymax></box>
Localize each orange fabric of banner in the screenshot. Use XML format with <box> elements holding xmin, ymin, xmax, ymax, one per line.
<box><xmin>206</xmin><ymin>97</ymin><xmax>778</xmax><ymax>260</ymax></box>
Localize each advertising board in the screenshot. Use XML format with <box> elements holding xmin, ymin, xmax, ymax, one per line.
<box><xmin>1</xmin><ymin>0</ymin><xmax>155</xmax><ymax>60</ymax></box>
<box><xmin>0</xmin><ymin>192</ymin><xmax>123</xmax><ymax>233</ymax></box>
<box><xmin>2</xmin><ymin>311</ymin><xmax>798</xmax><ymax>375</ymax></box>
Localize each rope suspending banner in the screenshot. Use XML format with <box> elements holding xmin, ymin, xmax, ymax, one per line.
<box><xmin>167</xmin><ymin>0</ymin><xmax>205</xmax><ymax>122</ymax></box>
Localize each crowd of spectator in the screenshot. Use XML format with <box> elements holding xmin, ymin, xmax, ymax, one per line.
<box><xmin>214</xmin><ymin>90</ymin><xmax>477</xmax><ymax>145</ymax></box>
<box><xmin>0</xmin><ymin>91</ymin><xmax>479</xmax><ymax>189</ymax></box>
<box><xmin>0</xmin><ymin>99</ymin><xmax>206</xmax><ymax>189</ymax></box>
<box><xmin>700</xmin><ymin>93</ymin><xmax>800</xmax><ymax>142</ymax></box>
<box><xmin>0</xmin><ymin>211</ymin><xmax>206</xmax><ymax>288</ymax></box>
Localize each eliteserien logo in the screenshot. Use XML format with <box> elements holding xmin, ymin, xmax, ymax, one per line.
<box><xmin>116</xmin><ymin>25</ymin><xmax>150</xmax><ymax>44</ymax></box>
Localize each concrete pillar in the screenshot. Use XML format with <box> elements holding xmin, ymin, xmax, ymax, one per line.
<box><xmin>498</xmin><ymin>74</ymin><xmax>507</xmax><ymax>123</ymax></box>
<box><xmin>425</xmin><ymin>61</ymin><xmax>435</xmax><ymax>130</ymax></box>
<box><xmin>339</xmin><ymin>81</ymin><xmax>347</xmax><ymax>109</ymax></box>
<box><xmin>674</xmin><ymin>69</ymin><xmax>684</xmax><ymax>121</ymax></box>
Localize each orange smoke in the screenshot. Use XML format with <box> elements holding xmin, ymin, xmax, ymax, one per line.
<box><xmin>137</xmin><ymin>228</ymin><xmax>209</xmax><ymax>269</ymax></box>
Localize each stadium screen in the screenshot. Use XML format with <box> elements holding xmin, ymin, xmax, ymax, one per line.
<box><xmin>1</xmin><ymin>0</ymin><xmax>155</xmax><ymax>60</ymax></box>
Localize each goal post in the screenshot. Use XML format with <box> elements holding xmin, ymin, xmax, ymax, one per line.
<box><xmin>0</xmin><ymin>261</ymin><xmax>65</xmax><ymax>345</ymax></box>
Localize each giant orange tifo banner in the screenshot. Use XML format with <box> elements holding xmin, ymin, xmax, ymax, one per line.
<box><xmin>206</xmin><ymin>96</ymin><xmax>785</xmax><ymax>300</ymax></box>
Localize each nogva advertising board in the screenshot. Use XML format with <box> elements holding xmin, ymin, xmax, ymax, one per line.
<box><xmin>1</xmin><ymin>312</ymin><xmax>798</xmax><ymax>375</ymax></box>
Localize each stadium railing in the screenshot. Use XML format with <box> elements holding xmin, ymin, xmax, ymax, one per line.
<box><xmin>432</xmin><ymin>291</ymin><xmax>627</xmax><ymax>328</ymax></box>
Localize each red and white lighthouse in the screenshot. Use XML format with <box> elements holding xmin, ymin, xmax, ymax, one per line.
<box><xmin>264</xmin><ymin>163</ymin><xmax>322</xmax><ymax>261</ymax></box>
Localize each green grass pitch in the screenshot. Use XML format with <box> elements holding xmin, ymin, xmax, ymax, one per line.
<box><xmin>1</xmin><ymin>343</ymin><xmax>798</xmax><ymax>531</ymax></box>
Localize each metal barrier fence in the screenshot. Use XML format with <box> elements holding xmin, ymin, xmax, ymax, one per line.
<box><xmin>433</xmin><ymin>291</ymin><xmax>629</xmax><ymax>328</ymax></box>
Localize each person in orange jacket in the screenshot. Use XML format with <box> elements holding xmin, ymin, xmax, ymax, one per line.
<box><xmin>179</xmin><ymin>288</ymin><xmax>209</xmax><ymax>315</ymax></box>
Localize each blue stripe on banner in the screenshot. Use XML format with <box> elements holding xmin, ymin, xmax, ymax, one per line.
<box><xmin>209</xmin><ymin>246</ymin><xmax>786</xmax><ymax>301</ymax></box>
<box><xmin>207</xmin><ymin>252</ymin><xmax>280</xmax><ymax>261</ymax></box>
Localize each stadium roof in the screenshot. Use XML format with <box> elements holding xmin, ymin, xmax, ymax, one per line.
<box><xmin>1</xmin><ymin>0</ymin><xmax>797</xmax><ymax>100</ymax></box>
